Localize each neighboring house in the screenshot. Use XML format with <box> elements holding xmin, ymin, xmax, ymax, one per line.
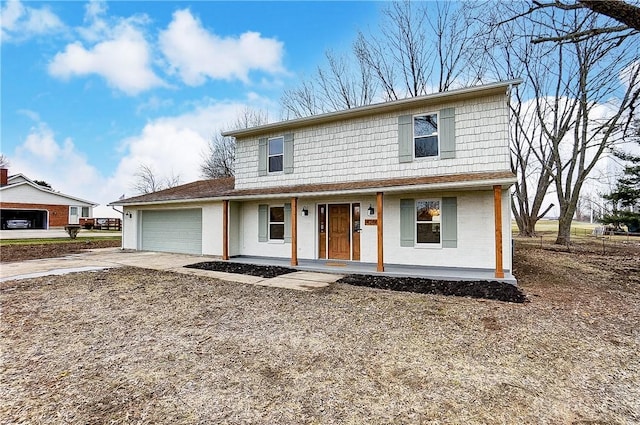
<box><xmin>110</xmin><ymin>80</ymin><xmax>520</xmax><ymax>281</ymax></box>
<box><xmin>0</xmin><ymin>169</ymin><xmax>98</xmax><ymax>229</ymax></box>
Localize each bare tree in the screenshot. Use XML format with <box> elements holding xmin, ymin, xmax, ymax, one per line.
<box><xmin>201</xmin><ymin>133</ymin><xmax>235</xmax><ymax>178</ymax></box>
<box><xmin>281</xmin><ymin>50</ymin><xmax>376</xmax><ymax>118</ymax></box>
<box><xmin>282</xmin><ymin>1</ymin><xmax>483</xmax><ymax>117</ymax></box>
<box><xmin>201</xmin><ymin>107</ymin><xmax>268</xmax><ymax>178</ymax></box>
<box><xmin>497</xmin><ymin>0</ymin><xmax>639</xmax><ymax>44</ymax></box>
<box><xmin>132</xmin><ymin>164</ymin><xmax>181</xmax><ymax>195</ymax></box>
<box><xmin>354</xmin><ymin>1</ymin><xmax>485</xmax><ymax>100</ymax></box>
<box><xmin>484</xmin><ymin>2</ymin><xmax>640</xmax><ymax>243</ymax></box>
<box><xmin>0</xmin><ymin>153</ymin><xmax>9</xmax><ymax>168</ymax></box>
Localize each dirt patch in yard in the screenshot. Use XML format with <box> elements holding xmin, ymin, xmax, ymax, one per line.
<box><xmin>1</xmin><ymin>238</ymin><xmax>639</xmax><ymax>424</ymax></box>
<box><xmin>0</xmin><ymin>239</ymin><xmax>121</xmax><ymax>263</ymax></box>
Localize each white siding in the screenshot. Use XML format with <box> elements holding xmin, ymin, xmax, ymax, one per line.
<box><xmin>122</xmin><ymin>203</ymin><xmax>224</xmax><ymax>256</ymax></box>
<box><xmin>234</xmin><ymin>95</ymin><xmax>510</xmax><ymax>190</ymax></box>
<box><xmin>235</xmin><ymin>190</ymin><xmax>510</xmax><ymax>272</ymax></box>
<box><xmin>383</xmin><ymin>191</ymin><xmax>511</xmax><ymax>271</ymax></box>
<box><xmin>122</xmin><ymin>189</ymin><xmax>511</xmax><ymax>275</ymax></box>
<box><xmin>1</xmin><ymin>184</ymin><xmax>94</xmax><ymax>206</ymax></box>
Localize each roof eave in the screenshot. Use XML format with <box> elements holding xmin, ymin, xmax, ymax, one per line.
<box><xmin>109</xmin><ymin>175</ymin><xmax>516</xmax><ymax>207</ymax></box>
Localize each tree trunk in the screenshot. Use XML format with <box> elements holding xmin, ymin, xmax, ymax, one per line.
<box><xmin>555</xmin><ymin>209</ymin><xmax>573</xmax><ymax>245</ymax></box>
<box><xmin>519</xmin><ymin>215</ymin><xmax>538</xmax><ymax>237</ymax></box>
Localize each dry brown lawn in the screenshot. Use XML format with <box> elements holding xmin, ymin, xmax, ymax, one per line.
<box><xmin>1</xmin><ymin>237</ymin><xmax>639</xmax><ymax>424</ymax></box>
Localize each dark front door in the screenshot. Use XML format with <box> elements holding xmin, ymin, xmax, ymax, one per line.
<box><xmin>328</xmin><ymin>204</ymin><xmax>350</xmax><ymax>260</ymax></box>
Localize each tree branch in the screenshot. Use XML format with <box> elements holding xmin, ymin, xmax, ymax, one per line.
<box><xmin>532</xmin><ymin>25</ymin><xmax>634</xmax><ymax>44</ymax></box>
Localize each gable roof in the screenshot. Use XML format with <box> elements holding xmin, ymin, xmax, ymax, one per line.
<box><xmin>223</xmin><ymin>79</ymin><xmax>522</xmax><ymax>139</ymax></box>
<box><xmin>1</xmin><ymin>173</ymin><xmax>98</xmax><ymax>206</ymax></box>
<box><xmin>110</xmin><ymin>171</ymin><xmax>515</xmax><ymax>206</ymax></box>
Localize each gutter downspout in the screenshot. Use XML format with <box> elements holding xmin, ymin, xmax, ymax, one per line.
<box><xmin>112</xmin><ymin>207</ymin><xmax>125</xmax><ymax>250</ymax></box>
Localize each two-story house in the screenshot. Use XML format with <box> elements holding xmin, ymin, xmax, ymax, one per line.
<box><xmin>111</xmin><ymin>80</ymin><xmax>520</xmax><ymax>282</ymax></box>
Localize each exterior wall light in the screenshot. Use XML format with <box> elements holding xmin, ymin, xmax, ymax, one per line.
<box><xmin>367</xmin><ymin>204</ymin><xmax>375</xmax><ymax>216</ymax></box>
<box><xmin>301</xmin><ymin>207</ymin><xmax>309</xmax><ymax>216</ymax></box>
<box><xmin>125</xmin><ymin>212</ymin><xmax>133</xmax><ymax>218</ymax></box>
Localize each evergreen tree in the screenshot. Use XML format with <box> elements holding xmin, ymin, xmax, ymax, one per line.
<box><xmin>601</xmin><ymin>137</ymin><xmax>640</xmax><ymax>232</ymax></box>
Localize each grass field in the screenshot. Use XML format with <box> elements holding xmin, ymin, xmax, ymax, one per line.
<box><xmin>0</xmin><ymin>236</ymin><xmax>121</xmax><ymax>246</ymax></box>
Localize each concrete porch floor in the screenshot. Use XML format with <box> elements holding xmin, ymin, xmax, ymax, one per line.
<box><xmin>228</xmin><ymin>256</ymin><xmax>517</xmax><ymax>284</ymax></box>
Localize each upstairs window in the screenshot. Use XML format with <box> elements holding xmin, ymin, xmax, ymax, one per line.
<box><xmin>414</xmin><ymin>113</ymin><xmax>439</xmax><ymax>158</ymax></box>
<box><xmin>268</xmin><ymin>137</ymin><xmax>284</xmax><ymax>173</ymax></box>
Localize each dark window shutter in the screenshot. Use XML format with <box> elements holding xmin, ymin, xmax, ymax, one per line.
<box><xmin>258</xmin><ymin>138</ymin><xmax>268</xmax><ymax>176</ymax></box>
<box><xmin>258</xmin><ymin>204</ymin><xmax>268</xmax><ymax>242</ymax></box>
<box><xmin>440</xmin><ymin>108</ymin><xmax>455</xmax><ymax>159</ymax></box>
<box><xmin>284</xmin><ymin>203</ymin><xmax>291</xmax><ymax>243</ymax></box>
<box><xmin>398</xmin><ymin>115</ymin><xmax>413</xmax><ymax>163</ymax></box>
<box><xmin>283</xmin><ymin>133</ymin><xmax>294</xmax><ymax>174</ymax></box>
<box><xmin>400</xmin><ymin>199</ymin><xmax>415</xmax><ymax>247</ymax></box>
<box><xmin>441</xmin><ymin>197</ymin><xmax>457</xmax><ymax>248</ymax></box>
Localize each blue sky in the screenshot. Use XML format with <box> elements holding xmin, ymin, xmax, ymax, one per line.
<box><xmin>1</xmin><ymin>0</ymin><xmax>382</xmax><ymax>215</ymax></box>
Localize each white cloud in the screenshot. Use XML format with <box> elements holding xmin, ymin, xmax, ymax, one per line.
<box><xmin>48</xmin><ymin>20</ymin><xmax>164</xmax><ymax>95</ymax></box>
<box><xmin>1</xmin><ymin>0</ymin><xmax>65</xmax><ymax>42</ymax></box>
<box><xmin>48</xmin><ymin>2</ymin><xmax>163</xmax><ymax>96</ymax></box>
<box><xmin>7</xmin><ymin>95</ymin><xmax>275</xmax><ymax>217</ymax></box>
<box><xmin>111</xmin><ymin>101</ymin><xmax>248</xmax><ymax>191</ymax></box>
<box><xmin>10</xmin><ymin>121</ymin><xmax>104</xmax><ymax>208</ymax></box>
<box><xmin>159</xmin><ymin>9</ymin><xmax>285</xmax><ymax>86</ymax></box>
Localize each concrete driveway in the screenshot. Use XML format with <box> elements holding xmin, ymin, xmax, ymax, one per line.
<box><xmin>0</xmin><ymin>248</ymin><xmax>341</xmax><ymax>291</ymax></box>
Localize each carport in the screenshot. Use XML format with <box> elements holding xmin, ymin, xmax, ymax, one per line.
<box><xmin>1</xmin><ymin>208</ymin><xmax>48</xmax><ymax>230</ymax></box>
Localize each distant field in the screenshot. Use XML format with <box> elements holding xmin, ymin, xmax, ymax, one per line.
<box><xmin>512</xmin><ymin>219</ymin><xmax>598</xmax><ymax>234</ymax></box>
<box><xmin>512</xmin><ymin>219</ymin><xmax>638</xmax><ymax>244</ymax></box>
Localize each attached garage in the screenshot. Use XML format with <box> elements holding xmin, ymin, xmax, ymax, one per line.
<box><xmin>140</xmin><ymin>209</ymin><xmax>203</xmax><ymax>255</ymax></box>
<box><xmin>1</xmin><ymin>208</ymin><xmax>48</xmax><ymax>229</ymax></box>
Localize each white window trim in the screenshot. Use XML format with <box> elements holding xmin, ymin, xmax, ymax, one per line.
<box><xmin>268</xmin><ymin>136</ymin><xmax>284</xmax><ymax>174</ymax></box>
<box><xmin>415</xmin><ymin>198</ymin><xmax>442</xmax><ymax>248</ymax></box>
<box><xmin>413</xmin><ymin>112</ymin><xmax>440</xmax><ymax>160</ymax></box>
<box><xmin>268</xmin><ymin>204</ymin><xmax>285</xmax><ymax>243</ymax></box>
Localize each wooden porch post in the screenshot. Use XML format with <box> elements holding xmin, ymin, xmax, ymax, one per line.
<box><xmin>377</xmin><ymin>191</ymin><xmax>384</xmax><ymax>272</ymax></box>
<box><xmin>222</xmin><ymin>200</ymin><xmax>229</xmax><ymax>260</ymax></box>
<box><xmin>493</xmin><ymin>185</ymin><xmax>504</xmax><ymax>278</ymax></box>
<box><xmin>291</xmin><ymin>197</ymin><xmax>298</xmax><ymax>266</ymax></box>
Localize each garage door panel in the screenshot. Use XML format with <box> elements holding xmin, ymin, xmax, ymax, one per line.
<box><xmin>141</xmin><ymin>209</ymin><xmax>202</xmax><ymax>255</ymax></box>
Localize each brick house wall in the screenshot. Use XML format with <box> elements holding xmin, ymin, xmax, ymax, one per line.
<box><xmin>0</xmin><ymin>202</ymin><xmax>70</xmax><ymax>227</ymax></box>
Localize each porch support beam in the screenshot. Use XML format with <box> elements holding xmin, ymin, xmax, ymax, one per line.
<box><xmin>493</xmin><ymin>185</ymin><xmax>504</xmax><ymax>278</ymax></box>
<box><xmin>222</xmin><ymin>199</ymin><xmax>229</xmax><ymax>260</ymax></box>
<box><xmin>291</xmin><ymin>197</ymin><xmax>298</xmax><ymax>266</ymax></box>
<box><xmin>377</xmin><ymin>191</ymin><xmax>384</xmax><ymax>272</ymax></box>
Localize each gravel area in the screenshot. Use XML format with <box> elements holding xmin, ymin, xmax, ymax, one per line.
<box><xmin>1</xmin><ymin>238</ymin><xmax>639</xmax><ymax>424</ymax></box>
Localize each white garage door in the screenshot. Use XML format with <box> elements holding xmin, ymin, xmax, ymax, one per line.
<box><xmin>140</xmin><ymin>209</ymin><xmax>202</xmax><ymax>255</ymax></box>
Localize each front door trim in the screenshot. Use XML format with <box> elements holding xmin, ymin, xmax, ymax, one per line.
<box><xmin>319</xmin><ymin>202</ymin><xmax>361</xmax><ymax>262</ymax></box>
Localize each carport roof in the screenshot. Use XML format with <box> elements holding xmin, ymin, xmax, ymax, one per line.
<box><xmin>109</xmin><ymin>171</ymin><xmax>516</xmax><ymax>206</ymax></box>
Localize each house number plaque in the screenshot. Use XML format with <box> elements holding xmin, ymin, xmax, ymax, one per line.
<box><xmin>365</xmin><ymin>219</ymin><xmax>377</xmax><ymax>226</ymax></box>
